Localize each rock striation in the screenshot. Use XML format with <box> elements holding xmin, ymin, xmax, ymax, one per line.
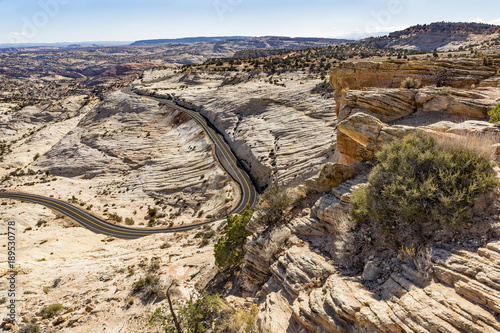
<box><xmin>135</xmin><ymin>71</ymin><xmax>337</xmax><ymax>189</ymax></box>
<box><xmin>330</xmin><ymin>60</ymin><xmax>500</xmax><ymax>164</ymax></box>
<box><xmin>244</xmin><ymin>176</ymin><xmax>500</xmax><ymax>333</ymax></box>
<box><xmin>35</xmin><ymin>91</ymin><xmax>236</xmax><ymax>224</ymax></box>
<box><xmin>330</xmin><ymin>59</ymin><xmax>498</xmax><ymax>116</ymax></box>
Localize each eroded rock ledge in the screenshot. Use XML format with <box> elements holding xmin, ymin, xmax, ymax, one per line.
<box><xmin>242</xmin><ymin>59</ymin><xmax>500</xmax><ymax>332</ymax></box>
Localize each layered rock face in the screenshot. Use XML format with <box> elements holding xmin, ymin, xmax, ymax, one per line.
<box><xmin>244</xmin><ymin>174</ymin><xmax>500</xmax><ymax>333</ymax></box>
<box><xmin>35</xmin><ymin>91</ymin><xmax>236</xmax><ymax>223</ymax></box>
<box><xmin>134</xmin><ymin>71</ymin><xmax>337</xmax><ymax>189</ymax></box>
<box><xmin>330</xmin><ymin>59</ymin><xmax>499</xmax><ymax>116</ymax></box>
<box><xmin>243</xmin><ymin>59</ymin><xmax>500</xmax><ymax>332</ymax></box>
<box><xmin>330</xmin><ymin>60</ymin><xmax>500</xmax><ymax>164</ymax></box>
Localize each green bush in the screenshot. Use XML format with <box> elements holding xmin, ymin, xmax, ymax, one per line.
<box><xmin>488</xmin><ymin>104</ymin><xmax>500</xmax><ymax>123</ymax></box>
<box><xmin>483</xmin><ymin>56</ymin><xmax>495</xmax><ymax>67</ymax></box>
<box><xmin>133</xmin><ymin>274</ymin><xmax>159</xmax><ymax>292</ymax></box>
<box><xmin>108</xmin><ymin>212</ymin><xmax>122</xmax><ymax>222</ymax></box>
<box><xmin>125</xmin><ymin>217</ymin><xmax>135</xmax><ymax>225</ymax></box>
<box><xmin>39</xmin><ymin>303</ymin><xmax>63</xmax><ymax>319</ymax></box>
<box><xmin>150</xmin><ymin>292</ymin><xmax>226</xmax><ymax>333</ymax></box>
<box><xmin>214</xmin><ymin>210</ymin><xmax>253</xmax><ymax>270</ymax></box>
<box><xmin>351</xmin><ymin>133</ymin><xmax>498</xmax><ymax>243</ymax></box>
<box><xmin>255</xmin><ymin>184</ymin><xmax>292</xmax><ymax>226</ymax></box>
<box><xmin>148</xmin><ymin>207</ymin><xmax>158</xmax><ymax>218</ymax></box>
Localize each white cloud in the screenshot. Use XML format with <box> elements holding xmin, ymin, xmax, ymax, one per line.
<box><xmin>9</xmin><ymin>32</ymin><xmax>26</xmax><ymax>36</ymax></box>
<box><xmin>489</xmin><ymin>18</ymin><xmax>500</xmax><ymax>25</ymax></box>
<box><xmin>469</xmin><ymin>18</ymin><xmax>484</xmax><ymax>23</ymax></box>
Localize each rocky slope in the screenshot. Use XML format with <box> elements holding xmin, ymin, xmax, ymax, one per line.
<box><xmin>239</xmin><ymin>57</ymin><xmax>500</xmax><ymax>332</ymax></box>
<box><xmin>0</xmin><ymin>198</ymin><xmax>222</xmax><ymax>332</ymax></box>
<box><xmin>133</xmin><ymin>70</ymin><xmax>337</xmax><ymax>189</ymax></box>
<box><xmin>2</xmin><ymin>91</ymin><xmax>238</xmax><ymax>227</ymax></box>
<box><xmin>369</xmin><ymin>22</ymin><xmax>500</xmax><ymax>51</ymax></box>
<box><xmin>243</xmin><ymin>167</ymin><xmax>500</xmax><ymax>332</ymax></box>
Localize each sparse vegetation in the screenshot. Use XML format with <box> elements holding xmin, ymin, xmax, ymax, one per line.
<box><xmin>483</xmin><ymin>56</ymin><xmax>495</xmax><ymax>66</ymax></box>
<box><xmin>400</xmin><ymin>77</ymin><xmax>421</xmax><ymax>89</ymax></box>
<box><xmin>18</xmin><ymin>324</ymin><xmax>40</xmax><ymax>333</ymax></box>
<box><xmin>108</xmin><ymin>212</ymin><xmax>123</xmax><ymax>222</ymax></box>
<box><xmin>149</xmin><ymin>292</ymin><xmax>259</xmax><ymax>333</ymax></box>
<box><xmin>488</xmin><ymin>104</ymin><xmax>500</xmax><ymax>123</ymax></box>
<box><xmin>133</xmin><ymin>274</ymin><xmax>159</xmax><ymax>292</ymax></box>
<box><xmin>214</xmin><ymin>209</ymin><xmax>253</xmax><ymax>271</ymax></box>
<box><xmin>160</xmin><ymin>241</ymin><xmax>171</xmax><ymax>249</ymax></box>
<box><xmin>255</xmin><ymin>184</ymin><xmax>292</xmax><ymax>226</ymax></box>
<box><xmin>125</xmin><ymin>217</ymin><xmax>135</xmax><ymax>225</ymax></box>
<box><xmin>351</xmin><ymin>133</ymin><xmax>498</xmax><ymax>247</ymax></box>
<box><xmin>39</xmin><ymin>303</ymin><xmax>64</xmax><ymax>319</ymax></box>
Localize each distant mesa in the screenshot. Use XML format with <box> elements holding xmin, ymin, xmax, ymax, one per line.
<box><xmin>129</xmin><ymin>36</ymin><xmax>350</xmax><ymax>47</ymax></box>
<box><xmin>130</xmin><ymin>36</ymin><xmax>251</xmax><ymax>46</ymax></box>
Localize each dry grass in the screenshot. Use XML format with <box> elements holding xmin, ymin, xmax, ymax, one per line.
<box><xmin>220</xmin><ymin>303</ymin><xmax>260</xmax><ymax>333</ymax></box>
<box><xmin>427</xmin><ymin>130</ymin><xmax>500</xmax><ymax>161</ymax></box>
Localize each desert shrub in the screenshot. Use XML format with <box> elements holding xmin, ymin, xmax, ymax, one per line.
<box><xmin>400</xmin><ymin>77</ymin><xmax>421</xmax><ymax>89</ymax></box>
<box><xmin>18</xmin><ymin>324</ymin><xmax>40</xmax><ymax>333</ymax></box>
<box><xmin>160</xmin><ymin>241</ymin><xmax>171</xmax><ymax>249</ymax></box>
<box><xmin>223</xmin><ymin>304</ymin><xmax>259</xmax><ymax>333</ymax></box>
<box><xmin>214</xmin><ymin>210</ymin><xmax>253</xmax><ymax>270</ymax></box>
<box><xmin>483</xmin><ymin>56</ymin><xmax>495</xmax><ymax>66</ymax></box>
<box><xmin>255</xmin><ymin>184</ymin><xmax>292</xmax><ymax>226</ymax></box>
<box><xmin>125</xmin><ymin>217</ymin><xmax>135</xmax><ymax>225</ymax></box>
<box><xmin>133</xmin><ymin>274</ymin><xmax>161</xmax><ymax>301</ymax></box>
<box><xmin>149</xmin><ymin>259</ymin><xmax>161</xmax><ymax>271</ymax></box>
<box><xmin>39</xmin><ymin>303</ymin><xmax>63</xmax><ymax>319</ymax></box>
<box><xmin>351</xmin><ymin>133</ymin><xmax>498</xmax><ymax>245</ymax></box>
<box><xmin>133</xmin><ymin>274</ymin><xmax>159</xmax><ymax>292</ymax></box>
<box><xmin>149</xmin><ymin>292</ymin><xmax>258</xmax><ymax>333</ymax></box>
<box><xmin>108</xmin><ymin>212</ymin><xmax>122</xmax><ymax>222</ymax></box>
<box><xmin>148</xmin><ymin>207</ymin><xmax>158</xmax><ymax>218</ymax></box>
<box><xmin>488</xmin><ymin>104</ymin><xmax>500</xmax><ymax>123</ymax></box>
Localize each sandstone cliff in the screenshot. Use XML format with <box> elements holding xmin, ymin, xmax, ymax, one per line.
<box><xmin>330</xmin><ymin>59</ymin><xmax>500</xmax><ymax>164</ymax></box>
<box><xmin>243</xmin><ymin>171</ymin><xmax>500</xmax><ymax>332</ymax></box>
<box><xmin>240</xmin><ymin>59</ymin><xmax>500</xmax><ymax>332</ymax></box>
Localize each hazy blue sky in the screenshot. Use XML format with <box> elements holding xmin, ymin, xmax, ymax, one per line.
<box><xmin>1</xmin><ymin>0</ymin><xmax>499</xmax><ymax>44</ymax></box>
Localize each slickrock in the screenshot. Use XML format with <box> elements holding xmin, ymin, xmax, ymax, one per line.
<box><xmin>311</xmin><ymin>176</ymin><xmax>368</xmax><ymax>230</ymax></box>
<box><xmin>304</xmin><ymin>163</ymin><xmax>359</xmax><ymax>193</ymax></box>
<box><xmin>135</xmin><ymin>70</ymin><xmax>337</xmax><ymax>188</ymax></box>
<box><xmin>29</xmin><ymin>91</ymin><xmax>238</xmax><ymax>225</ymax></box>
<box><xmin>337</xmin><ymin>112</ymin><xmax>415</xmax><ymax>163</ymax></box>
<box><xmin>338</xmin><ymin>89</ymin><xmax>416</xmax><ymax>123</ymax></box>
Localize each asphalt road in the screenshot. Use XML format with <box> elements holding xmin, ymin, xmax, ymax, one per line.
<box><xmin>0</xmin><ymin>87</ymin><xmax>257</xmax><ymax>239</ymax></box>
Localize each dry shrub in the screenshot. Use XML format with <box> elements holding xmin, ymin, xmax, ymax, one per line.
<box><xmin>219</xmin><ymin>303</ymin><xmax>260</xmax><ymax>333</ymax></box>
<box><xmin>351</xmin><ymin>133</ymin><xmax>499</xmax><ymax>248</ymax></box>
<box><xmin>401</xmin><ymin>77</ymin><xmax>422</xmax><ymax>89</ymax></box>
<box><xmin>428</xmin><ymin>130</ymin><xmax>500</xmax><ymax>161</ymax></box>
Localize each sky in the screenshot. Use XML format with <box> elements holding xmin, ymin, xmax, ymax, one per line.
<box><xmin>0</xmin><ymin>0</ymin><xmax>500</xmax><ymax>45</ymax></box>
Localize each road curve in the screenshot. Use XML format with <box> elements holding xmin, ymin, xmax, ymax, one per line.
<box><xmin>0</xmin><ymin>87</ymin><xmax>257</xmax><ymax>239</ymax></box>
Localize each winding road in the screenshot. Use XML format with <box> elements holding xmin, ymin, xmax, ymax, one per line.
<box><xmin>0</xmin><ymin>87</ymin><xmax>257</xmax><ymax>239</ymax></box>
